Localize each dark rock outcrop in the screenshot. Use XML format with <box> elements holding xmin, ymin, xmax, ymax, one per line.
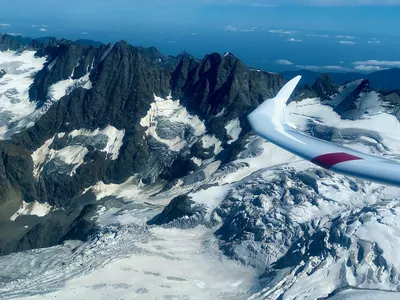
<box><xmin>171</xmin><ymin>52</ymin><xmax>286</xmax><ymax>140</ymax></box>
<box><xmin>333</xmin><ymin>79</ymin><xmax>371</xmax><ymax>116</ymax></box>
<box><xmin>147</xmin><ymin>195</ymin><xmax>196</xmax><ymax>225</ymax></box>
<box><xmin>60</xmin><ymin>203</ymin><xmax>99</xmax><ymax>242</ymax></box>
<box><xmin>311</xmin><ymin>74</ymin><xmax>339</xmax><ymax>99</ymax></box>
<box><xmin>0</xmin><ymin>142</ymin><xmax>36</xmax><ymax>219</ymax></box>
<box><xmin>292</xmin><ymin>84</ymin><xmax>317</xmax><ymax>102</ymax></box>
<box><xmin>293</xmin><ymin>74</ymin><xmax>339</xmax><ymax>102</ymax></box>
<box><xmin>0</xmin><ymin>33</ymin><xmax>24</xmax><ymax>51</ymax></box>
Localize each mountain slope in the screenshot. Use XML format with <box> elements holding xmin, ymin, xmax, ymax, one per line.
<box><xmin>0</xmin><ymin>35</ymin><xmax>285</xmax><ymax>255</ymax></box>
<box><xmin>1</xmin><ymin>34</ymin><xmax>400</xmax><ymax>300</ymax></box>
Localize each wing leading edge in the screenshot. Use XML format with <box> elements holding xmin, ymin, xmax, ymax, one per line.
<box><xmin>247</xmin><ymin>75</ymin><xmax>400</xmax><ymax>187</ymax></box>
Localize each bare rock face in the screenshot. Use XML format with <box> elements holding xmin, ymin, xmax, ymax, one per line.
<box><xmin>0</xmin><ymin>35</ymin><xmax>285</xmax><ymax>254</ymax></box>
<box><xmin>311</xmin><ymin>74</ymin><xmax>339</xmax><ymax>99</ymax></box>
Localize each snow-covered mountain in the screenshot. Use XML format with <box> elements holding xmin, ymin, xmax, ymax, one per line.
<box><xmin>0</xmin><ymin>33</ymin><xmax>400</xmax><ymax>300</ymax></box>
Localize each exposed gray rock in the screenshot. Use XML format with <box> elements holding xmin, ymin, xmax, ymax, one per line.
<box><xmin>312</xmin><ymin>74</ymin><xmax>339</xmax><ymax>99</ymax></box>
<box><xmin>147</xmin><ymin>195</ymin><xmax>198</xmax><ymax>226</ymax></box>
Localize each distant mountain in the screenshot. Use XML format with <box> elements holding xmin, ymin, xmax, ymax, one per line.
<box><xmin>75</xmin><ymin>39</ymin><xmax>103</xmax><ymax>47</ymax></box>
<box><xmin>282</xmin><ymin>68</ymin><xmax>400</xmax><ymax>90</ymax></box>
<box><xmin>366</xmin><ymin>68</ymin><xmax>400</xmax><ymax>90</ymax></box>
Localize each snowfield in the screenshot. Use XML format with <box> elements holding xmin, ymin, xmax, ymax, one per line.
<box><xmin>0</xmin><ymin>51</ymin><xmax>46</xmax><ymax>139</ymax></box>
<box><xmin>0</xmin><ymin>225</ymin><xmax>257</xmax><ymax>300</ymax></box>
<box><xmin>140</xmin><ymin>93</ymin><xmax>206</xmax><ymax>152</ymax></box>
<box><xmin>0</xmin><ymin>50</ymin><xmax>93</xmax><ymax>140</ymax></box>
<box><xmin>32</xmin><ymin>125</ymin><xmax>125</xmax><ymax>178</ymax></box>
<box><xmin>2</xmin><ymin>81</ymin><xmax>400</xmax><ymax>299</ymax></box>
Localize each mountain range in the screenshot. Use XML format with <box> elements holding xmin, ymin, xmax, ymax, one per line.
<box><xmin>282</xmin><ymin>67</ymin><xmax>400</xmax><ymax>91</ymax></box>
<box><xmin>0</xmin><ymin>32</ymin><xmax>400</xmax><ymax>299</ymax></box>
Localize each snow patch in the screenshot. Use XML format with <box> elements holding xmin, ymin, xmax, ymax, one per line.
<box><xmin>69</xmin><ymin>125</ymin><xmax>125</xmax><ymax>160</ymax></box>
<box><xmin>47</xmin><ymin>73</ymin><xmax>92</xmax><ymax>102</ymax></box>
<box><xmin>225</xmin><ymin>118</ymin><xmax>242</xmax><ymax>144</ymax></box>
<box><xmin>191</xmin><ymin>157</ymin><xmax>202</xmax><ymax>167</ymax></box>
<box><xmin>56</xmin><ymin>146</ymin><xmax>89</xmax><ymax>175</ymax></box>
<box><xmin>203</xmin><ymin>160</ymin><xmax>221</xmax><ymax>178</ymax></box>
<box><xmin>91</xmin><ymin>176</ymin><xmax>164</xmax><ymax>202</ymax></box>
<box><xmin>32</xmin><ymin>125</ymin><xmax>125</xmax><ymax>179</ymax></box>
<box><xmin>32</xmin><ymin>136</ymin><xmax>56</xmax><ymax>179</ymax></box>
<box><xmin>201</xmin><ymin>134</ymin><xmax>223</xmax><ymax>155</ymax></box>
<box><xmin>140</xmin><ymin>94</ymin><xmax>206</xmax><ymax>152</ymax></box>
<box><xmin>100</xmin><ymin>44</ymin><xmax>114</xmax><ymax>62</ymax></box>
<box><xmin>10</xmin><ymin>201</ymin><xmax>52</xmax><ymax>221</ymax></box>
<box><xmin>215</xmin><ymin>108</ymin><xmax>225</xmax><ymax>117</ymax></box>
<box><xmin>191</xmin><ymin>183</ymin><xmax>230</xmax><ymax>215</ymax></box>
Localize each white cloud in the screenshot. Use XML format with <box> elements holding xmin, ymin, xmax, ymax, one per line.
<box><xmin>6</xmin><ymin>33</ymin><xmax>22</xmax><ymax>36</ymax></box>
<box><xmin>306</xmin><ymin>33</ymin><xmax>329</xmax><ymax>38</ymax></box>
<box><xmin>335</xmin><ymin>35</ymin><xmax>355</xmax><ymax>39</ymax></box>
<box><xmin>31</xmin><ymin>25</ymin><xmax>37</xmax><ymax>28</ymax></box>
<box><xmin>224</xmin><ymin>25</ymin><xmax>237</xmax><ymax>32</ymax></box>
<box><xmin>351</xmin><ymin>60</ymin><xmax>400</xmax><ymax>72</ymax></box>
<box><xmin>81</xmin><ymin>31</ymin><xmax>89</xmax><ymax>35</ymax></box>
<box><xmin>287</xmin><ymin>38</ymin><xmax>302</xmax><ymax>42</ymax></box>
<box><xmin>268</xmin><ymin>29</ymin><xmax>293</xmax><ymax>34</ymax></box>
<box><xmin>224</xmin><ymin>25</ymin><xmax>258</xmax><ymax>33</ymax></box>
<box><xmin>0</xmin><ymin>23</ymin><xmax>11</xmax><ymax>27</ymax></box>
<box><xmin>239</xmin><ymin>27</ymin><xmax>258</xmax><ymax>32</ymax></box>
<box><xmin>323</xmin><ymin>65</ymin><xmax>349</xmax><ymax>71</ymax></box>
<box><xmin>354</xmin><ymin>65</ymin><xmax>388</xmax><ymax>72</ymax></box>
<box><xmin>275</xmin><ymin>59</ymin><xmax>293</xmax><ymax>65</ymax></box>
<box><xmin>339</xmin><ymin>40</ymin><xmax>355</xmax><ymax>45</ymax></box>
<box><xmin>368</xmin><ymin>40</ymin><xmax>381</xmax><ymax>44</ymax></box>
<box><xmin>296</xmin><ymin>65</ymin><xmax>351</xmax><ymax>72</ymax></box>
<box><xmin>39</xmin><ymin>28</ymin><xmax>47</xmax><ymax>32</ymax></box>
<box><xmin>353</xmin><ymin>60</ymin><xmax>400</xmax><ymax>67</ymax></box>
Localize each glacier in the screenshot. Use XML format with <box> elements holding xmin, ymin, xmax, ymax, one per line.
<box><xmin>1</xmin><ymin>75</ymin><xmax>400</xmax><ymax>300</ymax></box>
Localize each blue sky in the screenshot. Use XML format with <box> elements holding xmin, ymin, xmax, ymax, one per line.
<box><xmin>1</xmin><ymin>0</ymin><xmax>400</xmax><ymax>73</ymax></box>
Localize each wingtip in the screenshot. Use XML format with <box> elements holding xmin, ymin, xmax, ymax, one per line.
<box><xmin>247</xmin><ymin>74</ymin><xmax>303</xmax><ymax>126</ymax></box>
<box><xmin>275</xmin><ymin>75</ymin><xmax>302</xmax><ymax>102</ymax></box>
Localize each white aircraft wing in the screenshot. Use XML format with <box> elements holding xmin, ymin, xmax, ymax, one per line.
<box><xmin>247</xmin><ymin>75</ymin><xmax>400</xmax><ymax>187</ymax></box>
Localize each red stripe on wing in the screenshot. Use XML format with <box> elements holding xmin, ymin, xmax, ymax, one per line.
<box><xmin>311</xmin><ymin>152</ymin><xmax>363</xmax><ymax>169</ymax></box>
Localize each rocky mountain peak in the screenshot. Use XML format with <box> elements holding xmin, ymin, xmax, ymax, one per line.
<box><xmin>292</xmin><ymin>84</ymin><xmax>317</xmax><ymax>102</ymax></box>
<box><xmin>177</xmin><ymin>50</ymin><xmax>193</xmax><ymax>59</ymax></box>
<box><xmin>0</xmin><ymin>33</ymin><xmax>23</xmax><ymax>51</ymax></box>
<box><xmin>0</xmin><ymin>34</ymin><xmax>284</xmax><ymax>257</ymax></box>
<box><xmin>331</xmin><ymin>79</ymin><xmax>372</xmax><ymax>118</ymax></box>
<box><xmin>137</xmin><ymin>45</ymin><xmax>165</xmax><ymax>62</ymax></box>
<box><xmin>172</xmin><ymin>51</ymin><xmax>285</xmax><ymax>140</ymax></box>
<box><xmin>311</xmin><ymin>73</ymin><xmax>339</xmax><ymax>99</ymax></box>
